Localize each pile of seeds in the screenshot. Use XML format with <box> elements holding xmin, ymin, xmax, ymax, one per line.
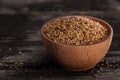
<box><xmin>43</xmin><ymin>16</ymin><xmax>109</xmax><ymax>45</ymax></box>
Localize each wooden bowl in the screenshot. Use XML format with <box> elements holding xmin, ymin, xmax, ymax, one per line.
<box><xmin>41</xmin><ymin>15</ymin><xmax>113</xmax><ymax>71</ymax></box>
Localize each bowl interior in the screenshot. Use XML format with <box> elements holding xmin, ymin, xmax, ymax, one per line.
<box><xmin>41</xmin><ymin>15</ymin><xmax>113</xmax><ymax>46</ymax></box>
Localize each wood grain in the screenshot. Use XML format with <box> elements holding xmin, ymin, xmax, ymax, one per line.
<box><xmin>0</xmin><ymin>0</ymin><xmax>119</xmax><ymax>79</ymax></box>
<box><xmin>0</xmin><ymin>11</ymin><xmax>119</xmax><ymax>79</ymax></box>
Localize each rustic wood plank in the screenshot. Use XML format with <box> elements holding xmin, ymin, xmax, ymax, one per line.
<box><xmin>0</xmin><ymin>0</ymin><xmax>120</xmax><ymax>79</ymax></box>
<box><xmin>0</xmin><ymin>0</ymin><xmax>120</xmax><ymax>13</ymax></box>
<box><xmin>0</xmin><ymin>11</ymin><xmax>119</xmax><ymax>79</ymax></box>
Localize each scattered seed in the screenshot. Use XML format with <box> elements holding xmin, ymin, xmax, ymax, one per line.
<box><xmin>0</xmin><ymin>63</ymin><xmax>3</xmax><ymax>66</ymax></box>
<box><xmin>112</xmin><ymin>60</ymin><xmax>115</xmax><ymax>63</ymax></box>
<box><xmin>39</xmin><ymin>76</ymin><xmax>42</xmax><ymax>79</ymax></box>
<box><xmin>117</xmin><ymin>68</ymin><xmax>120</xmax><ymax>71</ymax></box>
<box><xmin>9</xmin><ymin>66</ymin><xmax>12</xmax><ymax>69</ymax></box>
<box><xmin>10</xmin><ymin>72</ymin><xmax>14</xmax><ymax>76</ymax></box>
<box><xmin>101</xmin><ymin>63</ymin><xmax>104</xmax><ymax>66</ymax></box>
<box><xmin>110</xmin><ymin>64</ymin><xmax>112</xmax><ymax>67</ymax></box>
<box><xmin>105</xmin><ymin>61</ymin><xmax>109</xmax><ymax>64</ymax></box>
<box><xmin>117</xmin><ymin>58</ymin><xmax>120</xmax><ymax>61</ymax></box>
<box><xmin>8</xmin><ymin>48</ymin><xmax>12</xmax><ymax>51</ymax></box>
<box><xmin>97</xmin><ymin>70</ymin><xmax>100</xmax><ymax>73</ymax></box>
<box><xmin>101</xmin><ymin>60</ymin><xmax>104</xmax><ymax>62</ymax></box>
<box><xmin>18</xmin><ymin>51</ymin><xmax>22</xmax><ymax>54</ymax></box>
<box><xmin>116</xmin><ymin>64</ymin><xmax>119</xmax><ymax>67</ymax></box>
<box><xmin>20</xmin><ymin>62</ymin><xmax>24</xmax><ymax>65</ymax></box>
<box><xmin>94</xmin><ymin>74</ymin><xmax>99</xmax><ymax>79</ymax></box>
<box><xmin>6</xmin><ymin>57</ymin><xmax>9</xmax><ymax>60</ymax></box>
<box><xmin>113</xmin><ymin>66</ymin><xmax>115</xmax><ymax>68</ymax></box>
<box><xmin>100</xmin><ymin>67</ymin><xmax>102</xmax><ymax>71</ymax></box>
<box><xmin>97</xmin><ymin>64</ymin><xmax>100</xmax><ymax>67</ymax></box>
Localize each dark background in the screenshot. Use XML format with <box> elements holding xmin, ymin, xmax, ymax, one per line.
<box><xmin>0</xmin><ymin>0</ymin><xmax>120</xmax><ymax>12</ymax></box>
<box><xmin>0</xmin><ymin>0</ymin><xmax>119</xmax><ymax>80</ymax></box>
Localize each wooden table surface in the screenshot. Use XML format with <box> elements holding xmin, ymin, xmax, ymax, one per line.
<box><xmin>0</xmin><ymin>0</ymin><xmax>120</xmax><ymax>79</ymax></box>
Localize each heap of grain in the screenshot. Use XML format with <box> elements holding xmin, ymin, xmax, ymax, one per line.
<box><xmin>43</xmin><ymin>16</ymin><xmax>109</xmax><ymax>45</ymax></box>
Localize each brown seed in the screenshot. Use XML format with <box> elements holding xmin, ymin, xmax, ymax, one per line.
<box><xmin>9</xmin><ymin>66</ymin><xmax>12</xmax><ymax>69</ymax></box>
<box><xmin>44</xmin><ymin>16</ymin><xmax>109</xmax><ymax>45</ymax></box>
<box><xmin>106</xmin><ymin>61</ymin><xmax>109</xmax><ymax>64</ymax></box>
<box><xmin>94</xmin><ymin>74</ymin><xmax>99</xmax><ymax>79</ymax></box>
<box><xmin>110</xmin><ymin>65</ymin><xmax>112</xmax><ymax>67</ymax></box>
<box><xmin>8</xmin><ymin>48</ymin><xmax>12</xmax><ymax>51</ymax></box>
<box><xmin>97</xmin><ymin>70</ymin><xmax>100</xmax><ymax>73</ymax></box>
<box><xmin>100</xmin><ymin>67</ymin><xmax>102</xmax><ymax>71</ymax></box>
<box><xmin>20</xmin><ymin>62</ymin><xmax>24</xmax><ymax>65</ymax></box>
<box><xmin>97</xmin><ymin>64</ymin><xmax>100</xmax><ymax>67</ymax></box>
<box><xmin>6</xmin><ymin>57</ymin><xmax>9</xmax><ymax>60</ymax></box>
<box><xmin>117</xmin><ymin>68</ymin><xmax>120</xmax><ymax>71</ymax></box>
<box><xmin>101</xmin><ymin>63</ymin><xmax>104</xmax><ymax>66</ymax></box>
<box><xmin>39</xmin><ymin>76</ymin><xmax>42</xmax><ymax>79</ymax></box>
<box><xmin>18</xmin><ymin>51</ymin><xmax>22</xmax><ymax>54</ymax></box>
<box><xmin>0</xmin><ymin>63</ymin><xmax>2</xmax><ymax>66</ymax></box>
<box><xmin>112</xmin><ymin>60</ymin><xmax>115</xmax><ymax>63</ymax></box>
<box><xmin>117</xmin><ymin>58</ymin><xmax>120</xmax><ymax>61</ymax></box>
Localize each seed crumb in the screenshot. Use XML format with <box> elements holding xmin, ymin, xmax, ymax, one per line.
<box><xmin>0</xmin><ymin>63</ymin><xmax>3</xmax><ymax>66</ymax></box>
<box><xmin>18</xmin><ymin>51</ymin><xmax>22</xmax><ymax>54</ymax></box>
<box><xmin>6</xmin><ymin>57</ymin><xmax>10</xmax><ymax>60</ymax></box>
<box><xmin>117</xmin><ymin>58</ymin><xmax>120</xmax><ymax>61</ymax></box>
<box><xmin>39</xmin><ymin>76</ymin><xmax>42</xmax><ymax>79</ymax></box>
<box><xmin>8</xmin><ymin>48</ymin><xmax>12</xmax><ymax>51</ymax></box>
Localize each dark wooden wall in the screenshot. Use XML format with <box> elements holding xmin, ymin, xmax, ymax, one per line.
<box><xmin>0</xmin><ymin>0</ymin><xmax>120</xmax><ymax>13</ymax></box>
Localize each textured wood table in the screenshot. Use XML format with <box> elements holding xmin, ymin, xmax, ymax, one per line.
<box><xmin>0</xmin><ymin>0</ymin><xmax>120</xmax><ymax>80</ymax></box>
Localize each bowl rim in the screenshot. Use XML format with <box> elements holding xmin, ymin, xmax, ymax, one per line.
<box><xmin>41</xmin><ymin>15</ymin><xmax>113</xmax><ymax>46</ymax></box>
